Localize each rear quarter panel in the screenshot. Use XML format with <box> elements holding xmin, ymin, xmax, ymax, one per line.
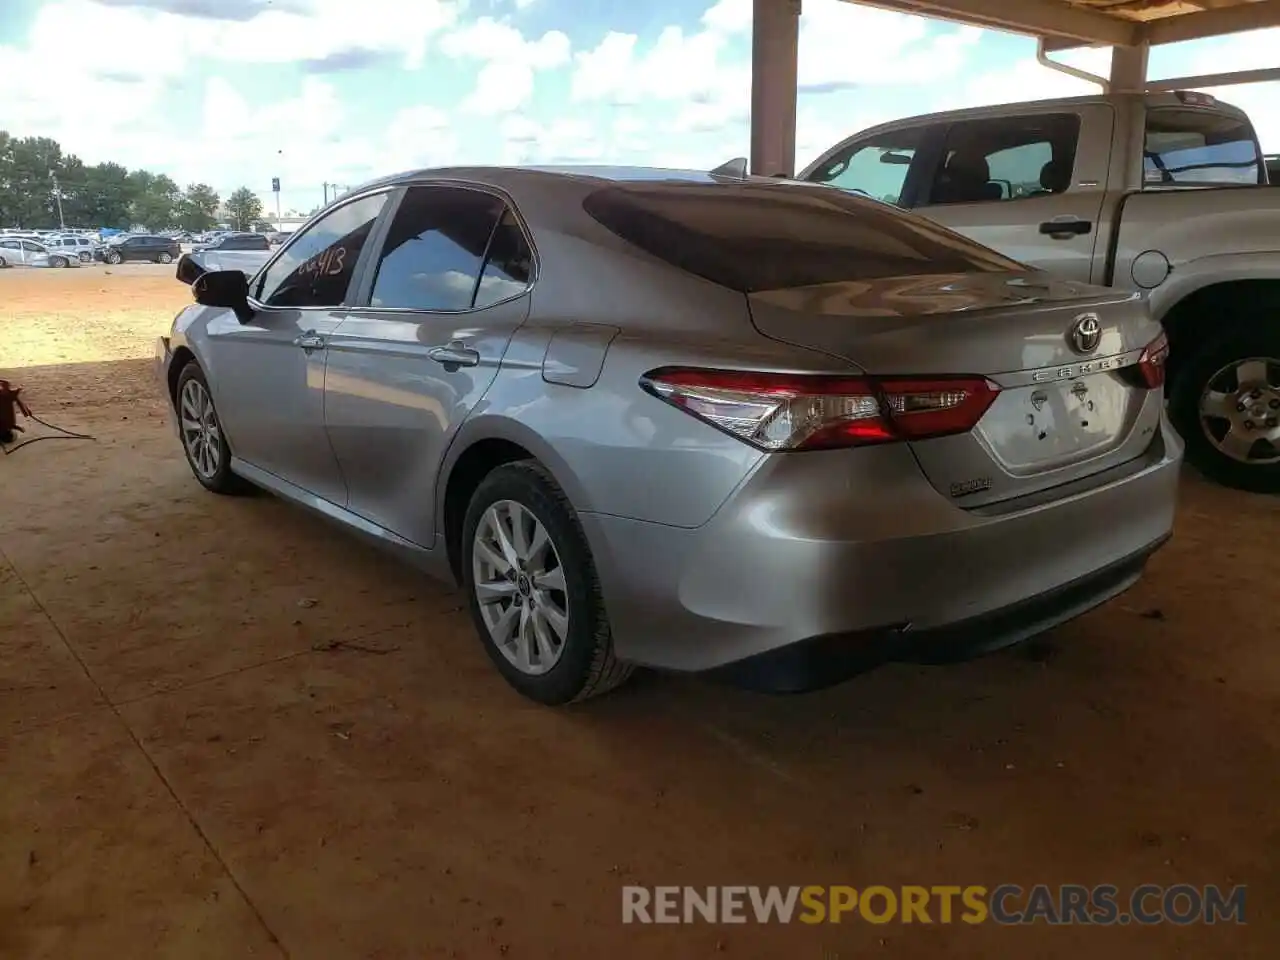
<box><xmin>1110</xmin><ymin>187</ymin><xmax>1280</xmax><ymax>319</ymax></box>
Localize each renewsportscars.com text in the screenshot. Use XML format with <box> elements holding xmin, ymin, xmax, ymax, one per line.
<box><xmin>622</xmin><ymin>884</ymin><xmax>1247</xmax><ymax>926</ymax></box>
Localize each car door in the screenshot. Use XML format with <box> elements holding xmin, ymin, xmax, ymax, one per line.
<box><xmin>323</xmin><ymin>184</ymin><xmax>533</xmax><ymax>547</ymax></box>
<box><xmin>20</xmin><ymin>240</ymin><xmax>46</xmax><ymax>264</ymax></box>
<box><xmin>202</xmin><ymin>190</ymin><xmax>393</xmax><ymax>504</ymax></box>
<box><xmin>0</xmin><ymin>239</ymin><xmax>22</xmax><ymax>265</ymax></box>
<box><xmin>910</xmin><ymin>108</ymin><xmax>1113</xmax><ymax>283</ymax></box>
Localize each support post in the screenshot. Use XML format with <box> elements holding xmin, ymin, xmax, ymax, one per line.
<box><xmin>1109</xmin><ymin>44</ymin><xmax>1149</xmax><ymax>94</ymax></box>
<box><xmin>750</xmin><ymin>0</ymin><xmax>800</xmax><ymax>177</ymax></box>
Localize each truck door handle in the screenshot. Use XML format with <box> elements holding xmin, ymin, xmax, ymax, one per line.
<box><xmin>1039</xmin><ymin>218</ymin><xmax>1092</xmax><ymax>239</ymax></box>
<box><xmin>293</xmin><ymin>331</ymin><xmax>326</xmax><ymax>350</ymax></box>
<box><xmin>427</xmin><ymin>342</ymin><xmax>480</xmax><ymax>368</ymax></box>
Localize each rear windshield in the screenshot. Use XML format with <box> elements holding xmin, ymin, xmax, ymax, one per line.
<box><xmin>582</xmin><ymin>182</ymin><xmax>1023</xmax><ymax>292</ymax></box>
<box><xmin>1143</xmin><ymin>108</ymin><xmax>1264</xmax><ymax>186</ymax></box>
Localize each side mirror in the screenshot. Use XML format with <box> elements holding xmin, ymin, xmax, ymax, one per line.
<box><xmin>175</xmin><ymin>253</ymin><xmax>206</xmax><ymax>285</ymax></box>
<box><xmin>192</xmin><ymin>268</ymin><xmax>255</xmax><ymax>324</ymax></box>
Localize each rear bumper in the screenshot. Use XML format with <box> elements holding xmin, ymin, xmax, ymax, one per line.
<box><xmin>580</xmin><ymin>416</ymin><xmax>1183</xmax><ymax>687</ymax></box>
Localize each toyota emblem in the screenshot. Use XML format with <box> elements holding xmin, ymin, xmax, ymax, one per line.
<box><xmin>1068</xmin><ymin>312</ymin><xmax>1102</xmax><ymax>354</ymax></box>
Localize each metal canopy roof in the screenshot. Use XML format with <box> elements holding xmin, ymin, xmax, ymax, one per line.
<box><xmin>853</xmin><ymin>0</ymin><xmax>1280</xmax><ymax>50</ymax></box>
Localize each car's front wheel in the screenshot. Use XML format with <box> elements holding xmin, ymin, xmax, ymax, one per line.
<box><xmin>106</xmin><ymin>250</ymin><xmax>121</xmax><ymax>265</ymax></box>
<box><xmin>158</xmin><ymin>251</ymin><xmax>173</xmax><ymax>264</ymax></box>
<box><xmin>78</xmin><ymin>251</ymin><xmax>92</xmax><ymax>263</ymax></box>
<box><xmin>49</xmin><ymin>255</ymin><xmax>68</xmax><ymax>268</ymax></box>
<box><xmin>1170</xmin><ymin>326</ymin><xmax>1280</xmax><ymax>493</ymax></box>
<box><xmin>174</xmin><ymin>361</ymin><xmax>245</xmax><ymax>495</ymax></box>
<box><xmin>461</xmin><ymin>461</ymin><xmax>633</xmax><ymax>704</ymax></box>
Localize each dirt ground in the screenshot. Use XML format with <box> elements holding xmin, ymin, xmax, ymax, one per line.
<box><xmin>1</xmin><ymin>265</ymin><xmax>1278</xmax><ymax>959</ymax></box>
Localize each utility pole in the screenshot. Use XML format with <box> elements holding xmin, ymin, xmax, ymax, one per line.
<box><xmin>323</xmin><ymin>182</ymin><xmax>329</xmax><ymax>205</ymax></box>
<box><xmin>49</xmin><ymin>170</ymin><xmax>66</xmax><ymax>230</ymax></box>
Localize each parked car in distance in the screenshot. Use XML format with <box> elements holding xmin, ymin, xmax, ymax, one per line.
<box><xmin>156</xmin><ymin>167</ymin><xmax>1183</xmax><ymax>705</ymax></box>
<box><xmin>0</xmin><ymin>236</ymin><xmax>81</xmax><ymax>268</ymax></box>
<box><xmin>193</xmin><ymin>232</ymin><xmax>271</xmax><ymax>253</ymax></box>
<box><xmin>802</xmin><ymin>90</ymin><xmax>1280</xmax><ymax>492</ymax></box>
<box><xmin>96</xmin><ymin>234</ymin><xmax>182</xmax><ymax>264</ymax></box>
<box><xmin>44</xmin><ymin>235</ymin><xmax>98</xmax><ymax>262</ymax></box>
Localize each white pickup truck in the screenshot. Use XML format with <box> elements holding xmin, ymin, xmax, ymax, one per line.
<box><xmin>802</xmin><ymin>90</ymin><xmax>1280</xmax><ymax>493</ymax></box>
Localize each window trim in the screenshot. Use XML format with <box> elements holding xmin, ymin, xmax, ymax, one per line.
<box><xmin>246</xmin><ymin>186</ymin><xmax>397</xmax><ymax>313</ymax></box>
<box><xmin>346</xmin><ymin>178</ymin><xmax>539</xmax><ymax>315</ymax></box>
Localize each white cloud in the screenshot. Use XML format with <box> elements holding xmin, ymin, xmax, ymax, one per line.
<box><xmin>440</xmin><ymin>16</ymin><xmax>570</xmax><ymax>116</ymax></box>
<box><xmin>798</xmin><ymin>2</ymin><xmax>982</xmax><ymax>93</ymax></box>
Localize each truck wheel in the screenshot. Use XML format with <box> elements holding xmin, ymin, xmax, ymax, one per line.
<box><xmin>1169</xmin><ymin>327</ymin><xmax>1280</xmax><ymax>493</ymax></box>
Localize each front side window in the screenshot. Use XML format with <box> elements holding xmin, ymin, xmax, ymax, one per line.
<box><xmin>255</xmin><ymin>192</ymin><xmax>388</xmax><ymax>308</ymax></box>
<box><xmin>927</xmin><ymin>113</ymin><xmax>1081</xmax><ymax>205</ymax></box>
<box><xmin>367</xmin><ymin>186</ymin><xmax>510</xmax><ymax>311</ymax></box>
<box><xmin>1144</xmin><ymin>108</ymin><xmax>1263</xmax><ymax>186</ymax></box>
<box><xmin>805</xmin><ymin>128</ymin><xmax>924</xmax><ymax>206</ymax></box>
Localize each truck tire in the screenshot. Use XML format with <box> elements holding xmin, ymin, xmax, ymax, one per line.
<box><xmin>1169</xmin><ymin>326</ymin><xmax>1280</xmax><ymax>494</ymax></box>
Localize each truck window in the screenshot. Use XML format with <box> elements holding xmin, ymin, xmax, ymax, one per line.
<box><xmin>926</xmin><ymin>114</ymin><xmax>1080</xmax><ymax>206</ymax></box>
<box><xmin>1143</xmin><ymin>108</ymin><xmax>1263</xmax><ymax>186</ymax></box>
<box><xmin>804</xmin><ymin>128</ymin><xmax>924</xmax><ymax>206</ymax></box>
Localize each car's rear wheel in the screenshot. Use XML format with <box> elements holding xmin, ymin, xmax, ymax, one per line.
<box><xmin>1170</xmin><ymin>327</ymin><xmax>1280</xmax><ymax>493</ymax></box>
<box><xmin>158</xmin><ymin>251</ymin><xmax>173</xmax><ymax>264</ymax></box>
<box><xmin>0</xmin><ymin>255</ymin><xmax>7</xmax><ymax>268</ymax></box>
<box><xmin>175</xmin><ymin>362</ymin><xmax>246</xmax><ymax>495</ymax></box>
<box><xmin>461</xmin><ymin>461</ymin><xmax>633</xmax><ymax>704</ymax></box>
<box><xmin>78</xmin><ymin>251</ymin><xmax>92</xmax><ymax>263</ymax></box>
<box><xmin>49</xmin><ymin>255</ymin><xmax>68</xmax><ymax>268</ymax></box>
<box><xmin>106</xmin><ymin>250</ymin><xmax>121</xmax><ymax>265</ymax></box>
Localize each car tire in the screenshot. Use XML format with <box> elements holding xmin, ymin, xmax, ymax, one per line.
<box><xmin>158</xmin><ymin>252</ymin><xmax>173</xmax><ymax>264</ymax></box>
<box><xmin>106</xmin><ymin>250</ymin><xmax>121</xmax><ymax>265</ymax></box>
<box><xmin>50</xmin><ymin>255</ymin><xmax>68</xmax><ymax>268</ymax></box>
<box><xmin>174</xmin><ymin>361</ymin><xmax>248</xmax><ymax>495</ymax></box>
<box><xmin>1169</xmin><ymin>325</ymin><xmax>1280</xmax><ymax>494</ymax></box>
<box><xmin>461</xmin><ymin>460</ymin><xmax>634</xmax><ymax>705</ymax></box>
<box><xmin>78</xmin><ymin>251</ymin><xmax>92</xmax><ymax>263</ymax></box>
<box><xmin>0</xmin><ymin>255</ymin><xmax>7</xmax><ymax>268</ymax></box>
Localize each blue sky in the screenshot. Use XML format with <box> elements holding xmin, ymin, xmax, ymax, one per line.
<box><xmin>2</xmin><ymin>0</ymin><xmax>1277</xmax><ymax>214</ymax></box>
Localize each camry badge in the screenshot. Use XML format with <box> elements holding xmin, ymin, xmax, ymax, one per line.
<box><xmin>1068</xmin><ymin>312</ymin><xmax>1102</xmax><ymax>355</ymax></box>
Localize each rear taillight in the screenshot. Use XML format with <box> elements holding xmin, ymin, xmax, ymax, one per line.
<box><xmin>1138</xmin><ymin>331</ymin><xmax>1170</xmax><ymax>389</ymax></box>
<box><xmin>639</xmin><ymin>368</ymin><xmax>1000</xmax><ymax>452</ymax></box>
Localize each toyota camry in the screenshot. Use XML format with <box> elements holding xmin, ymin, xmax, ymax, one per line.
<box><xmin>155</xmin><ymin>166</ymin><xmax>1181</xmax><ymax>704</ymax></box>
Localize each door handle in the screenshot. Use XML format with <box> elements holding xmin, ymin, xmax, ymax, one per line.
<box><xmin>294</xmin><ymin>332</ymin><xmax>326</xmax><ymax>350</ymax></box>
<box><xmin>1039</xmin><ymin>218</ymin><xmax>1092</xmax><ymax>239</ymax></box>
<box><xmin>427</xmin><ymin>343</ymin><xmax>481</xmax><ymax>368</ymax></box>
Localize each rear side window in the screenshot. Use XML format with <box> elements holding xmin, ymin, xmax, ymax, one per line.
<box><xmin>1143</xmin><ymin>108</ymin><xmax>1263</xmax><ymax>186</ymax></box>
<box><xmin>582</xmin><ymin>183</ymin><xmax>1022</xmax><ymax>293</ymax></box>
<box><xmin>927</xmin><ymin>113</ymin><xmax>1080</xmax><ymax>205</ymax></box>
<box><xmin>367</xmin><ymin>186</ymin><xmax>525</xmax><ymax>311</ymax></box>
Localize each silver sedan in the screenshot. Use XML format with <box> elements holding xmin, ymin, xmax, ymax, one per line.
<box><xmin>0</xmin><ymin>237</ymin><xmax>82</xmax><ymax>268</ymax></box>
<box><xmin>155</xmin><ymin>166</ymin><xmax>1182</xmax><ymax>704</ymax></box>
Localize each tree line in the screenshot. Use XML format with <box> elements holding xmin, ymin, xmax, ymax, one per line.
<box><xmin>0</xmin><ymin>131</ymin><xmax>264</xmax><ymax>231</ymax></box>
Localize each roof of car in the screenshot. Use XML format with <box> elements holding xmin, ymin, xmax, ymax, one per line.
<box><xmin>340</xmin><ymin>164</ymin><xmax>783</xmax><ymax>198</ymax></box>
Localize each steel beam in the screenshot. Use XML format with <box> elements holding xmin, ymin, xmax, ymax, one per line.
<box><xmin>848</xmin><ymin>0</ymin><xmax>1137</xmax><ymax>46</ymax></box>
<box><xmin>750</xmin><ymin>0</ymin><xmax>800</xmax><ymax>177</ymax></box>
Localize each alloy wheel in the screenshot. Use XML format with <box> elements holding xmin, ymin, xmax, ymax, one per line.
<box><xmin>471</xmin><ymin>499</ymin><xmax>570</xmax><ymax>676</ymax></box>
<box><xmin>179</xmin><ymin>378</ymin><xmax>222</xmax><ymax>479</ymax></box>
<box><xmin>1199</xmin><ymin>356</ymin><xmax>1280</xmax><ymax>466</ymax></box>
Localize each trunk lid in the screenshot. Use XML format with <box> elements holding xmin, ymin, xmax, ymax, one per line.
<box><xmin>747</xmin><ymin>271</ymin><xmax>1165</xmax><ymax>507</ymax></box>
